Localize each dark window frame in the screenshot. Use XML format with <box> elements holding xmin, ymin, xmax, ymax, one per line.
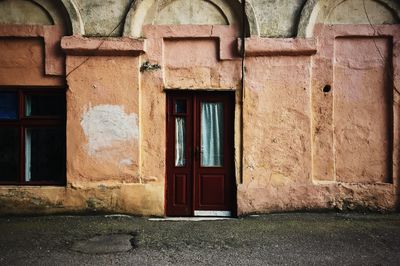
<box><xmin>0</xmin><ymin>86</ymin><xmax>66</xmax><ymax>186</ymax></box>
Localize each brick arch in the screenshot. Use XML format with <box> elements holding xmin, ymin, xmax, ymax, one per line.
<box><xmin>122</xmin><ymin>0</ymin><xmax>259</xmax><ymax>37</ymax></box>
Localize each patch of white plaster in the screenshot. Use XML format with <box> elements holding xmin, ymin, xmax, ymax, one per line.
<box><xmin>119</xmin><ymin>158</ymin><xmax>133</xmax><ymax>166</ymax></box>
<box><xmin>81</xmin><ymin>105</ymin><xmax>139</xmax><ymax>156</ymax></box>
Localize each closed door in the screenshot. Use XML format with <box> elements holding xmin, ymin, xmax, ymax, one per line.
<box><xmin>166</xmin><ymin>91</ymin><xmax>235</xmax><ymax>216</ymax></box>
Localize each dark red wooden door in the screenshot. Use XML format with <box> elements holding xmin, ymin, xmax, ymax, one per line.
<box><xmin>166</xmin><ymin>91</ymin><xmax>235</xmax><ymax>216</ymax></box>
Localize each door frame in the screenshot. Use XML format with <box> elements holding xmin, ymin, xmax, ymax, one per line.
<box><xmin>165</xmin><ymin>90</ymin><xmax>237</xmax><ymax>217</ymax></box>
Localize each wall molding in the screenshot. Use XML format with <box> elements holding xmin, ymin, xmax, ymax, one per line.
<box><xmin>240</xmin><ymin>37</ymin><xmax>317</xmax><ymax>56</ymax></box>
<box><xmin>0</xmin><ymin>24</ymin><xmax>64</xmax><ymax>75</ymax></box>
<box><xmin>61</xmin><ymin>36</ymin><xmax>145</xmax><ymax>56</ymax></box>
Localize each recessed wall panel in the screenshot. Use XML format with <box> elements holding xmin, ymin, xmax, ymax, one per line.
<box><xmin>333</xmin><ymin>37</ymin><xmax>392</xmax><ymax>183</ymax></box>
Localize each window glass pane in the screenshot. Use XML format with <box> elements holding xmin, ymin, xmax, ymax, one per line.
<box><xmin>0</xmin><ymin>92</ymin><xmax>18</xmax><ymax>120</ymax></box>
<box><xmin>175</xmin><ymin>100</ymin><xmax>186</xmax><ymax>114</ymax></box>
<box><xmin>25</xmin><ymin>94</ymin><xmax>65</xmax><ymax>117</ymax></box>
<box><xmin>175</xmin><ymin>117</ymin><xmax>186</xmax><ymax>167</ymax></box>
<box><xmin>25</xmin><ymin>127</ymin><xmax>65</xmax><ymax>183</ymax></box>
<box><xmin>201</xmin><ymin>102</ymin><xmax>223</xmax><ymax>167</ymax></box>
<box><xmin>0</xmin><ymin>128</ymin><xmax>19</xmax><ymax>182</ymax></box>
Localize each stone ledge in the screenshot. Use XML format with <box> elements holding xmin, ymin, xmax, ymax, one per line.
<box><xmin>61</xmin><ymin>36</ymin><xmax>146</xmax><ymax>56</ymax></box>
<box><xmin>239</xmin><ymin>38</ymin><xmax>317</xmax><ymax>56</ymax></box>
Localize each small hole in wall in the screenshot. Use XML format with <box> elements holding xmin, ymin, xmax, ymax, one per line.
<box><xmin>323</xmin><ymin>85</ymin><xmax>331</xmax><ymax>93</ymax></box>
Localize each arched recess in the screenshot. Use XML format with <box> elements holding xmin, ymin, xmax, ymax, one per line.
<box><xmin>0</xmin><ymin>0</ymin><xmax>84</xmax><ymax>35</ymax></box>
<box><xmin>297</xmin><ymin>0</ymin><xmax>400</xmax><ymax>37</ymax></box>
<box><xmin>123</xmin><ymin>0</ymin><xmax>259</xmax><ymax>37</ymax></box>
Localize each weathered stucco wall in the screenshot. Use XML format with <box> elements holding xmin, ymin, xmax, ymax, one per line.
<box><xmin>0</xmin><ymin>34</ymin><xmax>164</xmax><ymax>215</ymax></box>
<box><xmin>0</xmin><ymin>0</ymin><xmax>399</xmax><ymax>37</ymax></box>
<box><xmin>237</xmin><ymin>23</ymin><xmax>399</xmax><ymax>214</ymax></box>
<box><xmin>0</xmin><ymin>0</ymin><xmax>400</xmax><ymax>216</ymax></box>
<box><xmin>73</xmin><ymin>0</ymin><xmax>131</xmax><ymax>36</ymax></box>
<box><xmin>0</xmin><ymin>38</ymin><xmax>64</xmax><ymax>86</ymax></box>
<box><xmin>138</xmin><ymin>24</ymin><xmax>243</xmax><ymax>208</ymax></box>
<box><xmin>299</xmin><ymin>0</ymin><xmax>400</xmax><ymax>37</ymax></box>
<box><xmin>251</xmin><ymin>0</ymin><xmax>307</xmax><ymax>37</ymax></box>
<box><xmin>67</xmin><ymin>55</ymin><xmax>140</xmax><ymax>182</ymax></box>
<box><xmin>333</xmin><ymin>37</ymin><xmax>391</xmax><ymax>183</ymax></box>
<box><xmin>0</xmin><ymin>0</ymin><xmax>70</xmax><ymax>27</ymax></box>
<box><xmin>238</xmin><ymin>54</ymin><xmax>314</xmax><ymax>212</ymax></box>
<box><xmin>62</xmin><ymin>37</ymin><xmax>164</xmax><ymax>215</ymax></box>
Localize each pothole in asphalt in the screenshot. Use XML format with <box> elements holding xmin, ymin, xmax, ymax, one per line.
<box><xmin>71</xmin><ymin>233</ymin><xmax>137</xmax><ymax>254</ymax></box>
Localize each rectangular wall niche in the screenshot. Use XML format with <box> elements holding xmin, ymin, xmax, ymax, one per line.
<box><xmin>333</xmin><ymin>37</ymin><xmax>392</xmax><ymax>183</ymax></box>
<box><xmin>163</xmin><ymin>39</ymin><xmax>219</xmax><ymax>89</ymax></box>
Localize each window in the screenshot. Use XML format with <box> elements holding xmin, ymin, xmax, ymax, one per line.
<box><xmin>0</xmin><ymin>88</ymin><xmax>66</xmax><ymax>185</ymax></box>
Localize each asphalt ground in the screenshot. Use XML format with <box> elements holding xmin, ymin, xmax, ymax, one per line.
<box><xmin>0</xmin><ymin>212</ymin><xmax>399</xmax><ymax>265</ymax></box>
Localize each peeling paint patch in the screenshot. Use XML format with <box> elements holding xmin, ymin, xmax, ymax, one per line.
<box><xmin>81</xmin><ymin>105</ymin><xmax>139</xmax><ymax>156</ymax></box>
<box><xmin>120</xmin><ymin>158</ymin><xmax>133</xmax><ymax>166</ymax></box>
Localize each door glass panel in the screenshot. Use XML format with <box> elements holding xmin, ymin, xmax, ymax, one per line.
<box><xmin>201</xmin><ymin>102</ymin><xmax>223</xmax><ymax>167</ymax></box>
<box><xmin>175</xmin><ymin>100</ymin><xmax>186</xmax><ymax>114</ymax></box>
<box><xmin>175</xmin><ymin>117</ymin><xmax>186</xmax><ymax>167</ymax></box>
<box><xmin>0</xmin><ymin>127</ymin><xmax>19</xmax><ymax>182</ymax></box>
<box><xmin>0</xmin><ymin>92</ymin><xmax>18</xmax><ymax>120</ymax></box>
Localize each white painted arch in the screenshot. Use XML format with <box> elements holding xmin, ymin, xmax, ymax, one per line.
<box><xmin>59</xmin><ymin>0</ymin><xmax>84</xmax><ymax>35</ymax></box>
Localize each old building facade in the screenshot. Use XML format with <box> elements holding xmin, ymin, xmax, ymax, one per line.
<box><xmin>0</xmin><ymin>0</ymin><xmax>399</xmax><ymax>216</ymax></box>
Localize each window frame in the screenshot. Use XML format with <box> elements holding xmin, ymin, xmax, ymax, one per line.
<box><xmin>0</xmin><ymin>86</ymin><xmax>66</xmax><ymax>186</ymax></box>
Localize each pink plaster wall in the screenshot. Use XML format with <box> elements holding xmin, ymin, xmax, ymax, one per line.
<box><xmin>0</xmin><ymin>25</ymin><xmax>67</xmax><ymax>76</ymax></box>
<box><xmin>164</xmin><ymin>38</ymin><xmax>241</xmax><ymax>89</ymax></box>
<box><xmin>0</xmin><ymin>38</ymin><xmax>64</xmax><ymax>86</ymax></box>
<box><xmin>66</xmin><ymin>55</ymin><xmax>140</xmax><ymax>183</ymax></box>
<box><xmin>334</xmin><ymin>37</ymin><xmax>392</xmax><ymax>183</ymax></box>
<box><xmin>237</xmin><ymin>24</ymin><xmax>399</xmax><ymax>214</ymax></box>
<box><xmin>0</xmin><ymin>33</ymin><xmax>163</xmax><ymax>216</ymax></box>
<box><xmin>0</xmin><ymin>23</ymin><xmax>399</xmax><ymax>216</ymax></box>
<box><xmin>238</xmin><ymin>55</ymin><xmax>315</xmax><ymax>213</ymax></box>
